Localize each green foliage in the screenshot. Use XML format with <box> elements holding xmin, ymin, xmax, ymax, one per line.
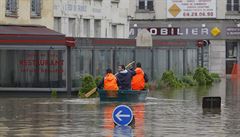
<box><xmin>157</xmin><ymin>70</ymin><xmax>183</xmax><ymax>89</ymax></box>
<box><xmin>78</xmin><ymin>74</ymin><xmax>97</xmax><ymax>98</ymax></box>
<box><xmin>51</xmin><ymin>89</ymin><xmax>57</xmax><ymax>98</ymax></box>
<box><xmin>181</xmin><ymin>75</ymin><xmax>197</xmax><ymax>87</ymax></box>
<box><xmin>211</xmin><ymin>73</ymin><xmax>221</xmax><ymax>82</ymax></box>
<box><xmin>95</xmin><ymin>75</ymin><xmax>103</xmax><ymax>86</ymax></box>
<box><xmin>193</xmin><ymin>67</ymin><xmax>213</xmax><ymax>86</ymax></box>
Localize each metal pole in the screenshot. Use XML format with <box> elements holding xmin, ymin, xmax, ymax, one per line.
<box><xmin>201</xmin><ymin>47</ymin><xmax>204</xmax><ymax>67</ymax></box>
<box><xmin>66</xmin><ymin>46</ymin><xmax>72</xmax><ymax>97</ymax></box>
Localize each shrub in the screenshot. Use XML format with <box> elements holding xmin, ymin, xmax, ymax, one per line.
<box><xmin>211</xmin><ymin>73</ymin><xmax>221</xmax><ymax>82</ymax></box>
<box><xmin>157</xmin><ymin>70</ymin><xmax>183</xmax><ymax>89</ymax></box>
<box><xmin>51</xmin><ymin>89</ymin><xmax>57</xmax><ymax>98</ymax></box>
<box><xmin>181</xmin><ymin>75</ymin><xmax>197</xmax><ymax>87</ymax></box>
<box><xmin>193</xmin><ymin>67</ymin><xmax>213</xmax><ymax>86</ymax></box>
<box><xmin>78</xmin><ymin>74</ymin><xmax>97</xmax><ymax>98</ymax></box>
<box><xmin>95</xmin><ymin>75</ymin><xmax>103</xmax><ymax>86</ymax></box>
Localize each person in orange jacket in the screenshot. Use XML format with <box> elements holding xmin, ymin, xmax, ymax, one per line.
<box><xmin>98</xmin><ymin>68</ymin><xmax>119</xmax><ymax>90</ymax></box>
<box><xmin>131</xmin><ymin>62</ymin><xmax>148</xmax><ymax>90</ymax></box>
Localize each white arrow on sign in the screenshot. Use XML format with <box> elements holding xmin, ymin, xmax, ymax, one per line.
<box><xmin>116</xmin><ymin>110</ymin><xmax>130</xmax><ymax>121</ymax></box>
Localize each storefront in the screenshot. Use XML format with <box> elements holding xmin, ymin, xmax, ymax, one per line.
<box><xmin>0</xmin><ymin>25</ymin><xmax>73</xmax><ymax>93</ymax></box>
<box><xmin>130</xmin><ymin>19</ymin><xmax>240</xmax><ymax>76</ymax></box>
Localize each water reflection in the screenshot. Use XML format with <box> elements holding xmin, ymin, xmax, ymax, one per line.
<box><xmin>100</xmin><ymin>103</ymin><xmax>145</xmax><ymax>137</ymax></box>
<box><xmin>1</xmin><ymin>79</ymin><xmax>240</xmax><ymax>136</ymax></box>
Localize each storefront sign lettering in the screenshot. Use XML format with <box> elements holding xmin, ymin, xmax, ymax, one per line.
<box><xmin>19</xmin><ymin>60</ymin><xmax>64</xmax><ymax>66</ymax></box>
<box><xmin>129</xmin><ymin>27</ymin><xmax>209</xmax><ymax>36</ymax></box>
<box><xmin>18</xmin><ymin>52</ymin><xmax>64</xmax><ymax>74</ymax></box>
<box><xmin>226</xmin><ymin>27</ymin><xmax>240</xmax><ymax>36</ymax></box>
<box><xmin>54</xmin><ymin>3</ymin><xmax>102</xmax><ymax>13</ymax></box>
<box><xmin>19</xmin><ymin>69</ymin><xmax>64</xmax><ymax>73</ymax></box>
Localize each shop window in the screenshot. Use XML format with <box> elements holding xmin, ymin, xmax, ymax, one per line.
<box><xmin>137</xmin><ymin>0</ymin><xmax>154</xmax><ymax>11</ymax></box>
<box><xmin>226</xmin><ymin>60</ymin><xmax>237</xmax><ymax>74</ymax></box>
<box><xmin>0</xmin><ymin>50</ymin><xmax>66</xmax><ymax>88</ymax></box>
<box><xmin>5</xmin><ymin>0</ymin><xmax>18</xmax><ymax>16</ymax></box>
<box><xmin>31</xmin><ymin>0</ymin><xmax>42</xmax><ymax>17</ymax></box>
<box><xmin>226</xmin><ymin>41</ymin><xmax>238</xmax><ymax>58</ymax></box>
<box><xmin>227</xmin><ymin>0</ymin><xmax>239</xmax><ymax>12</ymax></box>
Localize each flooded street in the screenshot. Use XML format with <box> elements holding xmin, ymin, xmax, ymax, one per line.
<box><xmin>0</xmin><ymin>79</ymin><xmax>240</xmax><ymax>137</ymax></box>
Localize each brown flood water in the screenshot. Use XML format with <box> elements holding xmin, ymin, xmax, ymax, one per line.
<box><xmin>0</xmin><ymin>79</ymin><xmax>240</xmax><ymax>137</ymax></box>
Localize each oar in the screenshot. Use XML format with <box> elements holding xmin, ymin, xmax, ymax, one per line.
<box><xmin>85</xmin><ymin>87</ymin><xmax>97</xmax><ymax>98</ymax></box>
<box><xmin>84</xmin><ymin>61</ymin><xmax>135</xmax><ymax>98</ymax></box>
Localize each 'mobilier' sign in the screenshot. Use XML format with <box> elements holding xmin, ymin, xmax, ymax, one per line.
<box><xmin>129</xmin><ymin>27</ymin><xmax>209</xmax><ymax>36</ymax></box>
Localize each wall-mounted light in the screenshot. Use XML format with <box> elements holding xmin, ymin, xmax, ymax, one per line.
<box><xmin>202</xmin><ymin>24</ymin><xmax>206</xmax><ymax>27</ymax></box>
<box><xmin>133</xmin><ymin>24</ymin><xmax>138</xmax><ymax>27</ymax></box>
<box><xmin>168</xmin><ymin>24</ymin><xmax>172</xmax><ymax>27</ymax></box>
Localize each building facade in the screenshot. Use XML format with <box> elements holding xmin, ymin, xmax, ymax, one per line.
<box><xmin>53</xmin><ymin>0</ymin><xmax>130</xmax><ymax>38</ymax></box>
<box><xmin>129</xmin><ymin>0</ymin><xmax>240</xmax><ymax>76</ymax></box>
<box><xmin>0</xmin><ymin>0</ymin><xmax>54</xmax><ymax>29</ymax></box>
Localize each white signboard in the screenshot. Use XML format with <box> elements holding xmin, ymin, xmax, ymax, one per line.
<box><xmin>167</xmin><ymin>0</ymin><xmax>216</xmax><ymax>18</ymax></box>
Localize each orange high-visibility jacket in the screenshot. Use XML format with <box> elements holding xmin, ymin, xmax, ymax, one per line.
<box><xmin>104</xmin><ymin>73</ymin><xmax>119</xmax><ymax>90</ymax></box>
<box><xmin>131</xmin><ymin>68</ymin><xmax>145</xmax><ymax>90</ymax></box>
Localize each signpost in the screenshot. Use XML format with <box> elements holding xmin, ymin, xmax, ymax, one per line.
<box><xmin>112</xmin><ymin>105</ymin><xmax>133</xmax><ymax>126</ymax></box>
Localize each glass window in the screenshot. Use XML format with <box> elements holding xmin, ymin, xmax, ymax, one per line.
<box><xmin>0</xmin><ymin>50</ymin><xmax>66</xmax><ymax>88</ymax></box>
<box><xmin>138</xmin><ymin>0</ymin><xmax>154</xmax><ymax>11</ymax></box>
<box><xmin>5</xmin><ymin>0</ymin><xmax>18</xmax><ymax>16</ymax></box>
<box><xmin>31</xmin><ymin>0</ymin><xmax>41</xmax><ymax>17</ymax></box>
<box><xmin>72</xmin><ymin>49</ymin><xmax>92</xmax><ymax>87</ymax></box>
<box><xmin>227</xmin><ymin>0</ymin><xmax>239</xmax><ymax>11</ymax></box>
<box><xmin>94</xmin><ymin>20</ymin><xmax>101</xmax><ymax>37</ymax></box>
<box><xmin>54</xmin><ymin>17</ymin><xmax>61</xmax><ymax>32</ymax></box>
<box><xmin>94</xmin><ymin>49</ymin><xmax>112</xmax><ymax>76</ymax></box>
<box><xmin>226</xmin><ymin>41</ymin><xmax>238</xmax><ymax>58</ymax></box>
<box><xmin>112</xmin><ymin>25</ymin><xmax>117</xmax><ymax>38</ymax></box>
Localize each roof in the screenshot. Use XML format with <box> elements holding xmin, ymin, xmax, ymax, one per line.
<box><xmin>0</xmin><ymin>25</ymin><xmax>66</xmax><ymax>45</ymax></box>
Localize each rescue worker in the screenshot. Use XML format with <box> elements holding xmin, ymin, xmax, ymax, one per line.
<box><xmin>98</xmin><ymin>68</ymin><xmax>119</xmax><ymax>90</ymax></box>
<box><xmin>116</xmin><ymin>65</ymin><xmax>136</xmax><ymax>90</ymax></box>
<box><xmin>131</xmin><ymin>62</ymin><xmax>148</xmax><ymax>90</ymax></box>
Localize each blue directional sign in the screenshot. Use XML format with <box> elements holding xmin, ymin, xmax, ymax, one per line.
<box><xmin>112</xmin><ymin>105</ymin><xmax>133</xmax><ymax>126</ymax></box>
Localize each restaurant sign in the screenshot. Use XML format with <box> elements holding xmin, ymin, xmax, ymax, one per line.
<box><xmin>167</xmin><ymin>0</ymin><xmax>216</xmax><ymax>18</ymax></box>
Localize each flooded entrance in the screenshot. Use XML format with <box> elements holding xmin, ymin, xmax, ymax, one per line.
<box><xmin>0</xmin><ymin>79</ymin><xmax>240</xmax><ymax>136</ymax></box>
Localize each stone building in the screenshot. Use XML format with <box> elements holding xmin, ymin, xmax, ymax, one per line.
<box><xmin>53</xmin><ymin>0</ymin><xmax>129</xmax><ymax>38</ymax></box>
<box><xmin>0</xmin><ymin>0</ymin><xmax>54</xmax><ymax>29</ymax></box>
<box><xmin>129</xmin><ymin>0</ymin><xmax>240</xmax><ymax>76</ymax></box>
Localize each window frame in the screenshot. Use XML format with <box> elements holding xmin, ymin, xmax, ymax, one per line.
<box><xmin>226</xmin><ymin>0</ymin><xmax>239</xmax><ymax>12</ymax></box>
<box><xmin>136</xmin><ymin>0</ymin><xmax>154</xmax><ymax>12</ymax></box>
<box><xmin>31</xmin><ymin>0</ymin><xmax>42</xmax><ymax>18</ymax></box>
<box><xmin>5</xmin><ymin>0</ymin><xmax>18</xmax><ymax>17</ymax></box>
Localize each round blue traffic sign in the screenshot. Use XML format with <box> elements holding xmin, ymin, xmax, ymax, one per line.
<box><xmin>112</xmin><ymin>105</ymin><xmax>133</xmax><ymax>126</ymax></box>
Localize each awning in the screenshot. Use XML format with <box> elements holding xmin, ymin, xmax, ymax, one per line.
<box><xmin>0</xmin><ymin>25</ymin><xmax>66</xmax><ymax>45</ymax></box>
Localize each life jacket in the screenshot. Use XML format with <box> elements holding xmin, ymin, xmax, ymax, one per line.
<box><xmin>131</xmin><ymin>68</ymin><xmax>145</xmax><ymax>90</ymax></box>
<box><xmin>104</xmin><ymin>73</ymin><xmax>119</xmax><ymax>91</ymax></box>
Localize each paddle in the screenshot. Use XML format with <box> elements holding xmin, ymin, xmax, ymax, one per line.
<box><xmin>84</xmin><ymin>61</ymin><xmax>135</xmax><ymax>98</ymax></box>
